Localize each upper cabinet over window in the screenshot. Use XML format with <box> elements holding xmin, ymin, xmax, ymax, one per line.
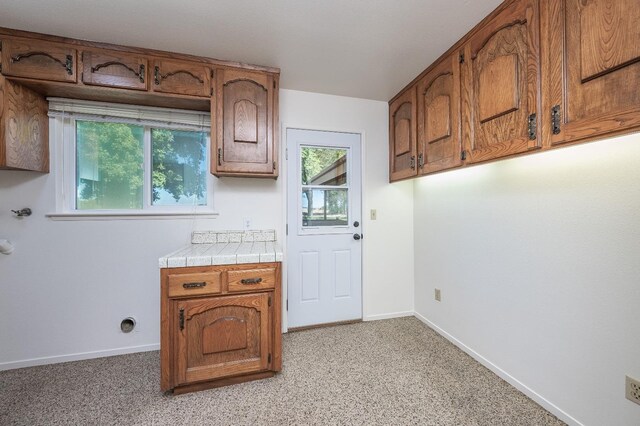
<box><xmin>417</xmin><ymin>51</ymin><xmax>462</xmax><ymax>175</ymax></box>
<box><xmin>461</xmin><ymin>0</ymin><xmax>541</xmax><ymax>164</ymax></box>
<box><xmin>1</xmin><ymin>37</ymin><xmax>77</xmax><ymax>83</ymax></box>
<box><xmin>212</xmin><ymin>68</ymin><xmax>278</xmax><ymax>178</ymax></box>
<box><xmin>545</xmin><ymin>0</ymin><xmax>640</xmax><ymax>146</ymax></box>
<box><xmin>151</xmin><ymin>59</ymin><xmax>212</xmax><ymax>98</ymax></box>
<box><xmin>82</xmin><ymin>50</ymin><xmax>148</xmax><ymax>91</ymax></box>
<box><xmin>389</xmin><ymin>86</ymin><xmax>417</xmax><ymax>182</ymax></box>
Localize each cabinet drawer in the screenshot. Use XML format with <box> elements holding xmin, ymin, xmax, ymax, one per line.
<box><xmin>82</xmin><ymin>50</ymin><xmax>147</xmax><ymax>90</ymax></box>
<box><xmin>1</xmin><ymin>38</ymin><xmax>77</xmax><ymax>83</ymax></box>
<box><xmin>168</xmin><ymin>272</ymin><xmax>222</xmax><ymax>298</ymax></box>
<box><xmin>228</xmin><ymin>267</ymin><xmax>276</xmax><ymax>292</ymax></box>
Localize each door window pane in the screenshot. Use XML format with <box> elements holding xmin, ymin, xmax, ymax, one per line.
<box><xmin>302</xmin><ymin>189</ymin><xmax>348</xmax><ymax>226</ymax></box>
<box><xmin>76</xmin><ymin>121</ymin><xmax>144</xmax><ymax>209</ymax></box>
<box><xmin>301</xmin><ymin>147</ymin><xmax>347</xmax><ymax>186</ymax></box>
<box><xmin>151</xmin><ymin>129</ymin><xmax>207</xmax><ymax>206</ymax></box>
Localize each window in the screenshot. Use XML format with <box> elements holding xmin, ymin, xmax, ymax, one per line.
<box><xmin>49</xmin><ymin>99</ymin><xmax>214</xmax><ymax>217</ymax></box>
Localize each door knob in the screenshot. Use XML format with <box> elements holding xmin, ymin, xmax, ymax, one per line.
<box><xmin>353</xmin><ymin>221</ymin><xmax>359</xmax><ymax>228</ymax></box>
<box><xmin>353</xmin><ymin>233</ymin><xmax>361</xmax><ymax>240</ymax></box>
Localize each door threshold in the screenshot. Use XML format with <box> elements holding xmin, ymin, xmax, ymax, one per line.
<box><xmin>288</xmin><ymin>319</ymin><xmax>362</xmax><ymax>333</ymax></box>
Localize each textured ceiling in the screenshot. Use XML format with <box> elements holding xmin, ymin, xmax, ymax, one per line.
<box><xmin>0</xmin><ymin>0</ymin><xmax>503</xmax><ymax>101</ymax></box>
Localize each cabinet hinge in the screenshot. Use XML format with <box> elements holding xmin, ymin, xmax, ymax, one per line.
<box><xmin>459</xmin><ymin>52</ymin><xmax>465</xmax><ymax>64</ymax></box>
<box><xmin>461</xmin><ymin>150</ymin><xmax>467</xmax><ymax>161</ymax></box>
<box><xmin>273</xmin><ymin>161</ymin><xmax>276</xmax><ymax>171</ymax></box>
<box><xmin>417</xmin><ymin>153</ymin><xmax>424</xmax><ymax>169</ymax></box>
<box><xmin>179</xmin><ymin>308</ymin><xmax>185</xmax><ymax>330</ymax></box>
<box><xmin>273</xmin><ymin>80</ymin><xmax>276</xmax><ymax>89</ymax></box>
<box><xmin>528</xmin><ymin>113</ymin><xmax>537</xmax><ymax>140</ymax></box>
<box><xmin>210</xmin><ymin>87</ymin><xmax>214</xmax><ymax>97</ymax></box>
<box><xmin>551</xmin><ymin>105</ymin><xmax>561</xmax><ymax>135</ymax></box>
<box><xmin>268</xmin><ymin>353</ymin><xmax>272</xmax><ymax>363</ymax></box>
<box><xmin>217</xmin><ymin>148</ymin><xmax>222</xmax><ymax>166</ymax></box>
<box><xmin>409</xmin><ymin>155</ymin><xmax>416</xmax><ymax>170</ymax></box>
<box><xmin>268</xmin><ymin>295</ymin><xmax>272</xmax><ymax>307</ymax></box>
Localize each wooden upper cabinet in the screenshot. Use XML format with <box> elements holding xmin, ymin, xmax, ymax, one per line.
<box><xmin>174</xmin><ymin>293</ymin><xmax>271</xmax><ymax>386</ymax></box>
<box><xmin>82</xmin><ymin>50</ymin><xmax>147</xmax><ymax>91</ymax></box>
<box><xmin>546</xmin><ymin>0</ymin><xmax>640</xmax><ymax>146</ymax></box>
<box><xmin>417</xmin><ymin>52</ymin><xmax>462</xmax><ymax>174</ymax></box>
<box><xmin>213</xmin><ymin>68</ymin><xmax>276</xmax><ymax>177</ymax></box>
<box><xmin>389</xmin><ymin>86</ymin><xmax>417</xmax><ymax>181</ymax></box>
<box><xmin>151</xmin><ymin>59</ymin><xmax>212</xmax><ymax>97</ymax></box>
<box><xmin>0</xmin><ymin>76</ymin><xmax>49</xmax><ymax>172</ymax></box>
<box><xmin>461</xmin><ymin>0</ymin><xmax>541</xmax><ymax>164</ymax></box>
<box><xmin>1</xmin><ymin>37</ymin><xmax>77</xmax><ymax>83</ymax></box>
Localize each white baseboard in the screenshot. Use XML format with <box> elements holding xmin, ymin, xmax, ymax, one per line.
<box><xmin>412</xmin><ymin>312</ymin><xmax>582</xmax><ymax>426</ymax></box>
<box><xmin>0</xmin><ymin>343</ymin><xmax>160</xmax><ymax>371</ymax></box>
<box><xmin>363</xmin><ymin>310</ymin><xmax>414</xmax><ymax>321</ymax></box>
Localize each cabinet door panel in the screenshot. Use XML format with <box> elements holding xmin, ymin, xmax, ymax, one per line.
<box><xmin>417</xmin><ymin>52</ymin><xmax>462</xmax><ymax>174</ymax></box>
<box><xmin>152</xmin><ymin>59</ymin><xmax>211</xmax><ymax>97</ymax></box>
<box><xmin>82</xmin><ymin>50</ymin><xmax>147</xmax><ymax>90</ymax></box>
<box><xmin>462</xmin><ymin>0</ymin><xmax>541</xmax><ymax>164</ymax></box>
<box><xmin>389</xmin><ymin>87</ymin><xmax>417</xmax><ymax>181</ymax></box>
<box><xmin>175</xmin><ymin>293</ymin><xmax>270</xmax><ymax>385</ymax></box>
<box><xmin>214</xmin><ymin>69</ymin><xmax>275</xmax><ymax>176</ymax></box>
<box><xmin>0</xmin><ymin>77</ymin><xmax>49</xmax><ymax>172</ymax></box>
<box><xmin>1</xmin><ymin>37</ymin><xmax>76</xmax><ymax>83</ymax></box>
<box><xmin>547</xmin><ymin>0</ymin><xmax>640</xmax><ymax>145</ymax></box>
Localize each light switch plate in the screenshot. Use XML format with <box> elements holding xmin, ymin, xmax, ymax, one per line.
<box><xmin>370</xmin><ymin>209</ymin><xmax>377</xmax><ymax>220</ymax></box>
<box><xmin>435</xmin><ymin>289</ymin><xmax>441</xmax><ymax>302</ymax></box>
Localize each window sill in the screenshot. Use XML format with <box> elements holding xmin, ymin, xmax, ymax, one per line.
<box><xmin>46</xmin><ymin>211</ymin><xmax>220</xmax><ymax>221</ymax></box>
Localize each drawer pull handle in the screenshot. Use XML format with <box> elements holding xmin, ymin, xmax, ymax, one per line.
<box><xmin>183</xmin><ymin>282</ymin><xmax>207</xmax><ymax>289</ymax></box>
<box><xmin>240</xmin><ymin>278</ymin><xmax>263</xmax><ymax>285</ymax></box>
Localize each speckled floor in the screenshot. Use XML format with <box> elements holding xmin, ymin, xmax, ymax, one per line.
<box><xmin>0</xmin><ymin>317</ymin><xmax>564</xmax><ymax>426</ymax></box>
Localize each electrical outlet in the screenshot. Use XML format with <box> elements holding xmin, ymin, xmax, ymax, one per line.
<box><xmin>370</xmin><ymin>209</ymin><xmax>377</xmax><ymax>220</ymax></box>
<box><xmin>243</xmin><ymin>217</ymin><xmax>252</xmax><ymax>230</ymax></box>
<box><xmin>435</xmin><ymin>288</ymin><xmax>441</xmax><ymax>302</ymax></box>
<box><xmin>627</xmin><ymin>376</ymin><xmax>640</xmax><ymax>405</ymax></box>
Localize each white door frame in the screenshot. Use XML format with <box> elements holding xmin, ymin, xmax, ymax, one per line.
<box><xmin>280</xmin><ymin>123</ymin><xmax>368</xmax><ymax>332</ymax></box>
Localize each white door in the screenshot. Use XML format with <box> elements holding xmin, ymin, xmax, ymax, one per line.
<box><xmin>286</xmin><ymin>128</ymin><xmax>362</xmax><ymax>328</ymax></box>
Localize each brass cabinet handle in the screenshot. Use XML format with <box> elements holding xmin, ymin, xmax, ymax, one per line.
<box><xmin>183</xmin><ymin>282</ymin><xmax>206</xmax><ymax>289</ymax></box>
<box><xmin>240</xmin><ymin>278</ymin><xmax>263</xmax><ymax>285</ymax></box>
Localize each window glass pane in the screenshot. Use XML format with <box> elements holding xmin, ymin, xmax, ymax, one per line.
<box><xmin>301</xmin><ymin>147</ymin><xmax>347</xmax><ymax>186</ymax></box>
<box><xmin>302</xmin><ymin>189</ymin><xmax>348</xmax><ymax>226</ymax></box>
<box><xmin>76</xmin><ymin>121</ymin><xmax>144</xmax><ymax>210</ymax></box>
<box><xmin>151</xmin><ymin>129</ymin><xmax>207</xmax><ymax>206</ymax></box>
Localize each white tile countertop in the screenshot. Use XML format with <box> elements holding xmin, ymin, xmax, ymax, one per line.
<box><xmin>159</xmin><ymin>230</ymin><xmax>283</xmax><ymax>268</ymax></box>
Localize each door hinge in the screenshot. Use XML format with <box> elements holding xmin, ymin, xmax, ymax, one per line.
<box><xmin>286</xmin><ymin>299</ymin><xmax>288</xmax><ymax>311</ymax></box>
<box><xmin>179</xmin><ymin>308</ymin><xmax>185</xmax><ymax>330</ymax></box>
<box><xmin>459</xmin><ymin>52</ymin><xmax>465</xmax><ymax>64</ymax></box>
<box><xmin>285</xmin><ymin>147</ymin><xmax>288</xmax><ymax>160</ymax></box>
<box><xmin>551</xmin><ymin>105</ymin><xmax>561</xmax><ymax>135</ymax></box>
<box><xmin>527</xmin><ymin>113</ymin><xmax>537</xmax><ymax>140</ymax></box>
<box><xmin>217</xmin><ymin>148</ymin><xmax>222</xmax><ymax>166</ymax></box>
<box><xmin>268</xmin><ymin>295</ymin><xmax>272</xmax><ymax>307</ymax></box>
<box><xmin>461</xmin><ymin>150</ymin><xmax>467</xmax><ymax>161</ymax></box>
<box><xmin>268</xmin><ymin>353</ymin><xmax>272</xmax><ymax>363</ymax></box>
<box><xmin>286</xmin><ymin>224</ymin><xmax>288</xmax><ymax>235</ymax></box>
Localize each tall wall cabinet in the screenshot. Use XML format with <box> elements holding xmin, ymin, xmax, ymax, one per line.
<box><xmin>390</xmin><ymin>0</ymin><xmax>640</xmax><ymax>182</ymax></box>
<box><xmin>0</xmin><ymin>28</ymin><xmax>280</xmax><ymax>177</ymax></box>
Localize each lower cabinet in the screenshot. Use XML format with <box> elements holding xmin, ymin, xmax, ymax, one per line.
<box><xmin>161</xmin><ymin>263</ymin><xmax>281</xmax><ymax>394</ymax></box>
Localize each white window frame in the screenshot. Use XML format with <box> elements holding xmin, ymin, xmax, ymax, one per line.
<box><xmin>47</xmin><ymin>98</ymin><xmax>218</xmax><ymax>220</ymax></box>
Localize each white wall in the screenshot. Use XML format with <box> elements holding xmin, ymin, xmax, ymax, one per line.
<box><xmin>279</xmin><ymin>89</ymin><xmax>414</xmax><ymax>321</ymax></box>
<box><xmin>413</xmin><ymin>133</ymin><xmax>640</xmax><ymax>426</ymax></box>
<box><xmin>0</xmin><ymin>88</ymin><xmax>414</xmax><ymax>368</ymax></box>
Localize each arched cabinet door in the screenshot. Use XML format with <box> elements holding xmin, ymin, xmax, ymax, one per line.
<box><xmin>417</xmin><ymin>52</ymin><xmax>462</xmax><ymax>174</ymax></box>
<box><xmin>213</xmin><ymin>68</ymin><xmax>277</xmax><ymax>177</ymax></box>
<box><xmin>461</xmin><ymin>0</ymin><xmax>541</xmax><ymax>164</ymax></box>
<box><xmin>174</xmin><ymin>293</ymin><xmax>271</xmax><ymax>386</ymax></box>
<box><xmin>389</xmin><ymin>86</ymin><xmax>417</xmax><ymax>182</ymax></box>
<box><xmin>546</xmin><ymin>0</ymin><xmax>640</xmax><ymax>146</ymax></box>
